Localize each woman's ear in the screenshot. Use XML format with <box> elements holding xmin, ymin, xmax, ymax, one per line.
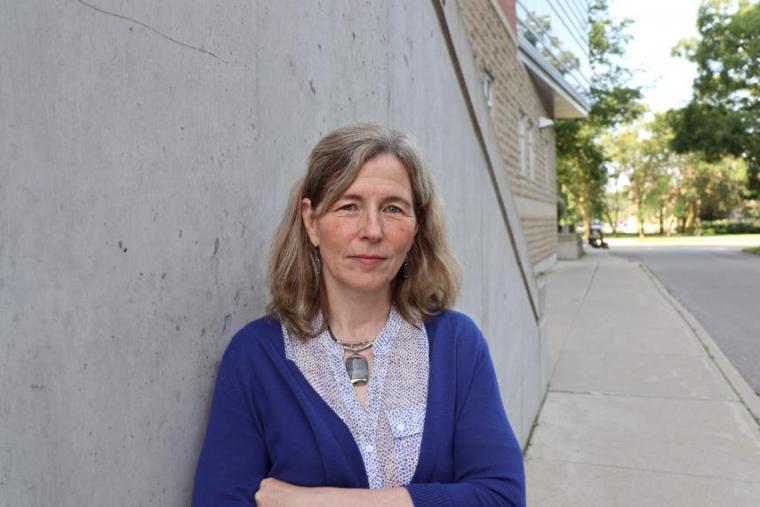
<box><xmin>301</xmin><ymin>198</ymin><xmax>319</xmax><ymax>247</ymax></box>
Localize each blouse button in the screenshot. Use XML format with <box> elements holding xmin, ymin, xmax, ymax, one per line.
<box><xmin>396</xmin><ymin>423</ymin><xmax>405</xmax><ymax>432</ymax></box>
<box><xmin>365</xmin><ymin>444</ymin><xmax>374</xmax><ymax>453</ymax></box>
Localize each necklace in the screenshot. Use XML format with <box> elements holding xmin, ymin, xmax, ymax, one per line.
<box><xmin>328</xmin><ymin>327</ymin><xmax>374</xmax><ymax>386</ymax></box>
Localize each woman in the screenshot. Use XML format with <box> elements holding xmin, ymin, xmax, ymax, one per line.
<box><xmin>192</xmin><ymin>123</ymin><xmax>526</xmax><ymax>506</ymax></box>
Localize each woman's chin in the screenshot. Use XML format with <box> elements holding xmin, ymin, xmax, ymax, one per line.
<box><xmin>343</xmin><ymin>277</ymin><xmax>394</xmax><ymax>296</ymax></box>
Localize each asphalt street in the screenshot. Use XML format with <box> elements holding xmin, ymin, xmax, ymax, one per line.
<box><xmin>611</xmin><ymin>243</ymin><xmax>760</xmax><ymax>395</ymax></box>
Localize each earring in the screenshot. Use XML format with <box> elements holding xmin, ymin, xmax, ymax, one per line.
<box><xmin>402</xmin><ymin>259</ymin><xmax>410</xmax><ymax>279</ymax></box>
<box><xmin>313</xmin><ymin>248</ymin><xmax>321</xmax><ymax>276</ymax></box>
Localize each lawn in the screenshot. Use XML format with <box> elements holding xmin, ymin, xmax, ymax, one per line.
<box><xmin>604</xmin><ymin>234</ymin><xmax>760</xmax><ymax>248</ymax></box>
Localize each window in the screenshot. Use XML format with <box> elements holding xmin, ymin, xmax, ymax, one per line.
<box><xmin>482</xmin><ymin>70</ymin><xmax>494</xmax><ymax>109</ymax></box>
<box><xmin>527</xmin><ymin>121</ymin><xmax>535</xmax><ymax>179</ymax></box>
<box><xmin>518</xmin><ymin>112</ymin><xmax>527</xmax><ymax>176</ymax></box>
<box><xmin>544</xmin><ymin>137</ymin><xmax>551</xmax><ymax>186</ymax></box>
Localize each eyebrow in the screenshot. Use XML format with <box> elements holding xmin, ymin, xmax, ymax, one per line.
<box><xmin>339</xmin><ymin>193</ymin><xmax>413</xmax><ymax>208</ymax></box>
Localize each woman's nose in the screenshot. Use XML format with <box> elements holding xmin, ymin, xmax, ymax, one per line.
<box><xmin>360</xmin><ymin>210</ymin><xmax>383</xmax><ymax>240</ymax></box>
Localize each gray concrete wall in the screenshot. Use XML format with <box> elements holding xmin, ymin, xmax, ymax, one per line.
<box><xmin>0</xmin><ymin>0</ymin><xmax>542</xmax><ymax>505</ymax></box>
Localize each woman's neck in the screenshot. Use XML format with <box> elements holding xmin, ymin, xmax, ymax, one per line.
<box><xmin>324</xmin><ymin>285</ymin><xmax>392</xmax><ymax>344</ymax></box>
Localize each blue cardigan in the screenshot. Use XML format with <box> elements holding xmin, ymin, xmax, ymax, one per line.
<box><xmin>192</xmin><ymin>310</ymin><xmax>526</xmax><ymax>506</ymax></box>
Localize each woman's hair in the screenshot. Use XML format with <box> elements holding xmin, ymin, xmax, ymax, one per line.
<box><xmin>267</xmin><ymin>122</ymin><xmax>461</xmax><ymax>339</ymax></box>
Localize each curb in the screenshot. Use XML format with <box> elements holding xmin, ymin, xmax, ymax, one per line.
<box><xmin>638</xmin><ymin>262</ymin><xmax>760</xmax><ymax>427</ymax></box>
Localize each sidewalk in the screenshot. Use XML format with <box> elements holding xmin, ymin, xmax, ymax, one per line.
<box><xmin>525</xmin><ymin>251</ymin><xmax>760</xmax><ymax>506</ymax></box>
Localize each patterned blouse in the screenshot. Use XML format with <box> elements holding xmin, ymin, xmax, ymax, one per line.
<box><xmin>282</xmin><ymin>308</ymin><xmax>429</xmax><ymax>488</ymax></box>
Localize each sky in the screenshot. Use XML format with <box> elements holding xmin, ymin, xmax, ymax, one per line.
<box><xmin>609</xmin><ymin>0</ymin><xmax>703</xmax><ymax>113</ymax></box>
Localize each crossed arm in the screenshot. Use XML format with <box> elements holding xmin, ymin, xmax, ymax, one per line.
<box><xmin>253</xmin><ymin>478</ymin><xmax>413</xmax><ymax>507</ymax></box>
<box><xmin>192</xmin><ymin>329</ymin><xmax>525</xmax><ymax>507</ymax></box>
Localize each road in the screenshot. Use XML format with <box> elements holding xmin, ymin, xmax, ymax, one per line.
<box><xmin>609</xmin><ymin>238</ymin><xmax>760</xmax><ymax>395</ymax></box>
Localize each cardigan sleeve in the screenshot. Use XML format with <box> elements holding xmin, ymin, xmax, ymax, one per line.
<box><xmin>405</xmin><ymin>325</ymin><xmax>526</xmax><ymax>507</ymax></box>
<box><xmin>192</xmin><ymin>336</ymin><xmax>268</xmax><ymax>506</ymax></box>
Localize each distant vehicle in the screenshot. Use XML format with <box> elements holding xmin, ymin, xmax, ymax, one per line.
<box><xmin>588</xmin><ymin>228</ymin><xmax>609</xmax><ymax>249</ymax></box>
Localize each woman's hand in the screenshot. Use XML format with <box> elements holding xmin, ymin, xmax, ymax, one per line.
<box><xmin>254</xmin><ymin>477</ymin><xmax>310</xmax><ymax>507</ymax></box>
<box><xmin>254</xmin><ymin>477</ymin><xmax>413</xmax><ymax>507</ymax></box>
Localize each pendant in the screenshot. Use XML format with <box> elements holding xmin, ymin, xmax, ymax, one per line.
<box><xmin>345</xmin><ymin>352</ymin><xmax>369</xmax><ymax>385</ymax></box>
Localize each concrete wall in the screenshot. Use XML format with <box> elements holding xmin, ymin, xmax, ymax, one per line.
<box><xmin>0</xmin><ymin>1</ymin><xmax>542</xmax><ymax>505</ymax></box>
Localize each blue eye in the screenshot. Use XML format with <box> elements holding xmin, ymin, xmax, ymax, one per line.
<box><xmin>337</xmin><ymin>203</ymin><xmax>357</xmax><ymax>211</ymax></box>
<box><xmin>385</xmin><ymin>205</ymin><xmax>402</xmax><ymax>213</ymax></box>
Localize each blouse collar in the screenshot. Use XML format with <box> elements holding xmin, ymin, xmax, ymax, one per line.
<box><xmin>316</xmin><ymin>307</ymin><xmax>403</xmax><ymax>358</ymax></box>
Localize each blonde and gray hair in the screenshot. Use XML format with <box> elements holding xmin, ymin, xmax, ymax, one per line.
<box><xmin>267</xmin><ymin>123</ymin><xmax>461</xmax><ymax>339</ymax></box>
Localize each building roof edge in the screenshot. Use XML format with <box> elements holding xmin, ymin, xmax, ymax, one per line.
<box><xmin>517</xmin><ymin>34</ymin><xmax>589</xmax><ymax>118</ymax></box>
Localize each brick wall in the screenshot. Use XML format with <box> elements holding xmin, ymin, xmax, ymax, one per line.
<box><xmin>458</xmin><ymin>0</ymin><xmax>558</xmax><ymax>266</ymax></box>
<box><xmin>522</xmin><ymin>217</ymin><xmax>558</xmax><ymax>265</ymax></box>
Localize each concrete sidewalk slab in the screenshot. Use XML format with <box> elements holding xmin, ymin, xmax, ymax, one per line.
<box><xmin>527</xmin><ymin>459</ymin><xmax>760</xmax><ymax>507</ymax></box>
<box><xmin>526</xmin><ymin>252</ymin><xmax>760</xmax><ymax>506</ymax></box>
<box><xmin>529</xmin><ymin>392</ymin><xmax>760</xmax><ymax>482</ymax></box>
<box><xmin>561</xmin><ymin>324</ymin><xmax>705</xmax><ymax>355</ymax></box>
<box><xmin>541</xmin><ymin>259</ymin><xmax>597</xmax><ymax>378</ymax></box>
<box><xmin>638</xmin><ymin>261</ymin><xmax>760</xmax><ymax>424</ymax></box>
<box><xmin>551</xmin><ymin>351</ymin><xmax>738</xmax><ymax>400</ymax></box>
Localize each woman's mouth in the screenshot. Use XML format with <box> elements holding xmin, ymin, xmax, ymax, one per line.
<box><xmin>351</xmin><ymin>256</ymin><xmax>386</xmax><ymax>265</ymax></box>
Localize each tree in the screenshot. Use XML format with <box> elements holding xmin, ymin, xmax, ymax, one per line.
<box><xmin>669</xmin><ymin>155</ymin><xmax>747</xmax><ymax>232</ymax></box>
<box><xmin>668</xmin><ymin>0</ymin><xmax>760</xmax><ymax>198</ymax></box>
<box><xmin>606</xmin><ymin>120</ymin><xmax>670</xmax><ymax>237</ymax></box>
<box><xmin>556</xmin><ymin>0</ymin><xmax>643</xmax><ymax>238</ymax></box>
<box><xmin>556</xmin><ymin>121</ymin><xmax>606</xmax><ymax>234</ymax></box>
<box><xmin>639</xmin><ymin>116</ymin><xmax>678</xmax><ymax>236</ymax></box>
<box><xmin>650</xmin><ymin>168</ymin><xmax>673</xmax><ymax>235</ymax></box>
<box><xmin>608</xmin><ymin>114</ymin><xmax>748</xmax><ymax>235</ymax></box>
<box><xmin>601</xmin><ymin>145</ymin><xmax>626</xmax><ymax>235</ymax></box>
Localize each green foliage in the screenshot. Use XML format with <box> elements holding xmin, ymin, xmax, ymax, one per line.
<box><xmin>605</xmin><ymin>114</ymin><xmax>749</xmax><ymax>235</ymax></box>
<box><xmin>674</xmin><ymin>156</ymin><xmax>748</xmax><ymax>224</ymax></box>
<box><xmin>668</xmin><ymin>0</ymin><xmax>760</xmax><ymax>197</ymax></box>
<box><xmin>522</xmin><ymin>13</ymin><xmax>581</xmax><ymax>75</ymax></box>
<box><xmin>667</xmin><ymin>102</ymin><xmax>745</xmax><ymax>161</ymax></box>
<box><xmin>586</xmin><ymin>0</ymin><xmax>644</xmax><ymax>127</ymax></box>
<box><xmin>590</xmin><ymin>86</ymin><xmax>644</xmax><ymax>129</ymax></box>
<box><xmin>602</xmin><ymin>190</ymin><xmax>629</xmax><ymax>234</ymax></box>
<box><xmin>556</xmin><ymin>0</ymin><xmax>642</xmax><ymax>235</ymax></box>
<box><xmin>696</xmin><ymin>220</ymin><xmax>760</xmax><ymax>235</ymax></box>
<box><xmin>556</xmin><ymin>121</ymin><xmax>607</xmax><ymax>225</ymax></box>
<box><xmin>605</xmin><ymin>117</ymin><xmax>673</xmax><ymax>235</ymax></box>
<box><xmin>680</xmin><ymin>0</ymin><xmax>760</xmax><ymax>106</ymax></box>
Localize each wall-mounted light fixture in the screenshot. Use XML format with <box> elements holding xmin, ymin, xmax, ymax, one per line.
<box><xmin>538</xmin><ymin>117</ymin><xmax>554</xmax><ymax>129</ymax></box>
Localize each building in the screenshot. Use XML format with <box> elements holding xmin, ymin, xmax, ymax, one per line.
<box><xmin>459</xmin><ymin>0</ymin><xmax>590</xmax><ymax>273</ymax></box>
<box><xmin>2</xmin><ymin>1</ymin><xmax>560</xmax><ymax>503</ymax></box>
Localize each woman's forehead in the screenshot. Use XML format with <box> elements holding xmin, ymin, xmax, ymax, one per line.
<box><xmin>344</xmin><ymin>154</ymin><xmax>412</xmax><ymax>193</ymax></box>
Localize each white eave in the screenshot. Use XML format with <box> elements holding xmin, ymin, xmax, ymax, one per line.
<box><xmin>517</xmin><ymin>34</ymin><xmax>589</xmax><ymax>119</ymax></box>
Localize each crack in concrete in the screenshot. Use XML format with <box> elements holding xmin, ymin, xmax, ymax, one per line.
<box><xmin>547</xmin><ymin>387</ymin><xmax>743</xmax><ymax>403</ymax></box>
<box><xmin>74</xmin><ymin>0</ymin><xmax>229</xmax><ymax>64</ymax></box>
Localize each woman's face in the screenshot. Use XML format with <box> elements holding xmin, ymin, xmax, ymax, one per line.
<box><xmin>302</xmin><ymin>153</ymin><xmax>417</xmax><ymax>299</ymax></box>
